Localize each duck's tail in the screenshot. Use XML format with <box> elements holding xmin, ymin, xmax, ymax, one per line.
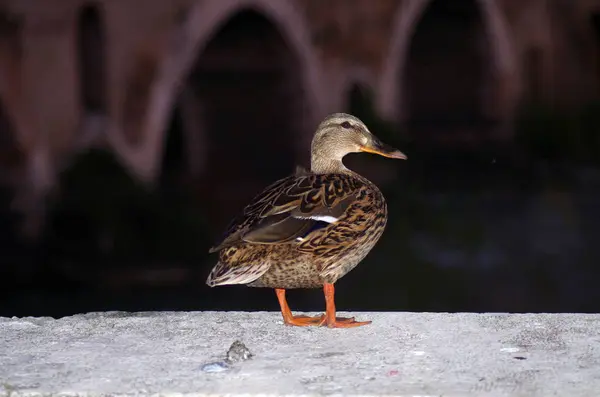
<box><xmin>205</xmin><ymin>258</ymin><xmax>270</xmax><ymax>287</ymax></box>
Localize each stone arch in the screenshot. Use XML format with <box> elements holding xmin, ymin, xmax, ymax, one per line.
<box><xmin>157</xmin><ymin>4</ymin><xmax>321</xmax><ymax>231</ymax></box>
<box><xmin>76</xmin><ymin>3</ymin><xmax>107</xmax><ymax>115</ymax></box>
<box><xmin>377</xmin><ymin>0</ymin><xmax>518</xmax><ymax>136</ymax></box>
<box><xmin>133</xmin><ymin>0</ymin><xmax>324</xmax><ymax>186</ymax></box>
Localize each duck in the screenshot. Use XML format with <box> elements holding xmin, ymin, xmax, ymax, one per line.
<box><xmin>206</xmin><ymin>113</ymin><xmax>407</xmax><ymax>328</ymax></box>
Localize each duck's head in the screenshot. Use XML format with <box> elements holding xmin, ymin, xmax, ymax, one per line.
<box><xmin>310</xmin><ymin>113</ymin><xmax>407</xmax><ymax>174</ymax></box>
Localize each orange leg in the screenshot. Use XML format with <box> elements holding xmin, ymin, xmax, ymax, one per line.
<box><xmin>323</xmin><ymin>283</ymin><xmax>371</xmax><ymax>328</ymax></box>
<box><xmin>275</xmin><ymin>288</ymin><xmax>325</xmax><ymax>326</ymax></box>
<box><xmin>274</xmin><ymin>285</ymin><xmax>371</xmax><ymax>328</ymax></box>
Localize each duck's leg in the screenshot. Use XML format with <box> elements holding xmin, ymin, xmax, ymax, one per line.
<box><xmin>322</xmin><ymin>283</ymin><xmax>371</xmax><ymax>328</ymax></box>
<box><xmin>275</xmin><ymin>288</ymin><xmax>325</xmax><ymax>326</ymax></box>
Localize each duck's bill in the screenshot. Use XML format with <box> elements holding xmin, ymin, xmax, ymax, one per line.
<box><xmin>360</xmin><ymin>139</ymin><xmax>407</xmax><ymax>160</ymax></box>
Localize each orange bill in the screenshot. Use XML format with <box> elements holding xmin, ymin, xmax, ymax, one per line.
<box><xmin>359</xmin><ymin>138</ymin><xmax>407</xmax><ymax>160</ymax></box>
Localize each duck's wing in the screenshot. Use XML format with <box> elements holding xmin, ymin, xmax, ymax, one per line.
<box><xmin>208</xmin><ymin>173</ymin><xmax>360</xmax><ymax>253</ymax></box>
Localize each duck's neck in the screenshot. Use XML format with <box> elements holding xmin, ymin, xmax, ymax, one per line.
<box><xmin>310</xmin><ymin>156</ymin><xmax>351</xmax><ymax>175</ymax></box>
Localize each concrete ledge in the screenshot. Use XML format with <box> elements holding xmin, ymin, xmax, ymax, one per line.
<box><xmin>1</xmin><ymin>311</ymin><xmax>599</xmax><ymax>396</ymax></box>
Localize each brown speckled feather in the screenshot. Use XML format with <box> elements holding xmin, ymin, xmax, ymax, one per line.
<box><xmin>209</xmin><ymin>172</ymin><xmax>360</xmax><ymax>252</ymax></box>
<box><xmin>206</xmin><ymin>171</ymin><xmax>388</xmax><ymax>289</ymax></box>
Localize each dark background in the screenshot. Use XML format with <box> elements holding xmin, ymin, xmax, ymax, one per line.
<box><xmin>2</xmin><ymin>0</ymin><xmax>600</xmax><ymax>318</ymax></box>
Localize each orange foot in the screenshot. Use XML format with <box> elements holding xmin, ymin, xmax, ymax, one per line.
<box><xmin>324</xmin><ymin>317</ymin><xmax>372</xmax><ymax>328</ymax></box>
<box><xmin>282</xmin><ymin>314</ymin><xmax>325</xmax><ymax>327</ymax></box>
<box><xmin>283</xmin><ymin>314</ymin><xmax>371</xmax><ymax>328</ymax></box>
<box><xmin>275</xmin><ymin>287</ymin><xmax>372</xmax><ymax>328</ymax></box>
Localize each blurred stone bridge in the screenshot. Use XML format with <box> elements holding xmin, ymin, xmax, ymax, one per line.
<box><xmin>0</xmin><ymin>0</ymin><xmax>599</xmax><ymax>237</ymax></box>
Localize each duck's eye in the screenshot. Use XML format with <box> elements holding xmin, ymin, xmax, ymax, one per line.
<box><xmin>340</xmin><ymin>121</ymin><xmax>352</xmax><ymax>129</ymax></box>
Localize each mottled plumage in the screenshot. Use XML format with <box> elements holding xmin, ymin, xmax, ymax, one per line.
<box><xmin>206</xmin><ymin>113</ymin><xmax>407</xmax><ymax>328</ymax></box>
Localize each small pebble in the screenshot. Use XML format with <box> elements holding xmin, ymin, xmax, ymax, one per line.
<box><xmin>201</xmin><ymin>361</ymin><xmax>230</xmax><ymax>373</ymax></box>
<box><xmin>226</xmin><ymin>340</ymin><xmax>253</xmax><ymax>363</ymax></box>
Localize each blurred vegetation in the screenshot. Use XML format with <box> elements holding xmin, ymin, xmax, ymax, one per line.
<box><xmin>515</xmin><ymin>100</ymin><xmax>600</xmax><ymax>166</ymax></box>
<box><xmin>42</xmin><ymin>148</ymin><xmax>212</xmax><ymax>273</ymax></box>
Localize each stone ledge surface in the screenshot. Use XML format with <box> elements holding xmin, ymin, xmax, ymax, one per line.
<box><xmin>0</xmin><ymin>311</ymin><xmax>599</xmax><ymax>396</ymax></box>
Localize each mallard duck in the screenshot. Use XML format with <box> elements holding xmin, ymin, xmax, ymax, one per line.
<box><xmin>206</xmin><ymin>113</ymin><xmax>406</xmax><ymax>328</ymax></box>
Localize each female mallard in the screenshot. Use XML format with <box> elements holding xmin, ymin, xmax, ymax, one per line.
<box><xmin>206</xmin><ymin>113</ymin><xmax>406</xmax><ymax>328</ymax></box>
